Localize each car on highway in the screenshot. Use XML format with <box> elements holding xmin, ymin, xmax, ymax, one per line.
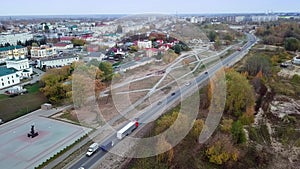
<box><xmin>157</xmin><ymin>101</ymin><xmax>162</xmax><ymax>105</ymax></box>
<box><xmin>171</xmin><ymin>92</ymin><xmax>175</xmax><ymax>96</ymax></box>
<box><xmin>205</xmin><ymin>71</ymin><xmax>208</xmax><ymax>74</ymax></box>
<box><xmin>185</xmin><ymin>82</ymin><xmax>191</xmax><ymax>86</ymax></box>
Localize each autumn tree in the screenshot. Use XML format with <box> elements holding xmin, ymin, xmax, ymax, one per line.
<box><xmin>156</xmin><ymin>136</ymin><xmax>174</xmax><ymax>165</ymax></box>
<box><xmin>40</xmin><ymin>62</ymin><xmax>105</xmax><ymax>105</ymax></box>
<box><xmin>244</xmin><ymin>55</ymin><xmax>271</xmax><ymax>77</ymax></box>
<box><xmin>98</xmin><ymin>61</ymin><xmax>113</xmax><ymax>82</ymax></box>
<box><xmin>189</xmin><ymin>119</ymin><xmax>204</xmax><ymax>141</ymax></box>
<box><xmin>220</xmin><ymin>118</ymin><xmax>233</xmax><ymax>133</ymax></box>
<box><xmin>163</xmin><ymin>49</ymin><xmax>178</xmax><ymax>63</ymax></box>
<box><xmin>225</xmin><ymin>69</ymin><xmax>255</xmax><ymax>117</ymax></box>
<box><xmin>40</xmin><ymin>66</ymin><xmax>72</xmax><ymax>104</ymax></box>
<box><xmin>71</xmin><ymin>38</ymin><xmax>85</xmax><ymax>46</ymax></box>
<box><xmin>206</xmin><ymin>135</ymin><xmax>239</xmax><ymax>165</ymax></box>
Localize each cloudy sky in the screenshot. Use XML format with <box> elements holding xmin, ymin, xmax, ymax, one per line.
<box><xmin>0</xmin><ymin>0</ymin><xmax>299</xmax><ymax>16</ymax></box>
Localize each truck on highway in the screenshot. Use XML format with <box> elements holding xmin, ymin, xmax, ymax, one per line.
<box><xmin>86</xmin><ymin>143</ymin><xmax>99</xmax><ymax>157</ymax></box>
<box><xmin>117</xmin><ymin>120</ymin><xmax>139</xmax><ymax>140</ymax></box>
<box><xmin>100</xmin><ymin>140</ymin><xmax>114</xmax><ymax>152</ymax></box>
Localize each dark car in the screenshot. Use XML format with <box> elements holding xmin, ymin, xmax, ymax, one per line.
<box><xmin>171</xmin><ymin>92</ymin><xmax>175</xmax><ymax>96</ymax></box>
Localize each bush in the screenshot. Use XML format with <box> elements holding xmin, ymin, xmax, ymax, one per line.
<box><xmin>231</xmin><ymin>120</ymin><xmax>246</xmax><ymax>144</ymax></box>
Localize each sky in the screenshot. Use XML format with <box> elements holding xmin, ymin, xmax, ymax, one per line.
<box><xmin>0</xmin><ymin>0</ymin><xmax>299</xmax><ymax>16</ymax></box>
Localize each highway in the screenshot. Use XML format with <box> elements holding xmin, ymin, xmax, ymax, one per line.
<box><xmin>69</xmin><ymin>33</ymin><xmax>257</xmax><ymax>169</ymax></box>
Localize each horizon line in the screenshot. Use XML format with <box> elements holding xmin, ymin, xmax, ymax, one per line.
<box><xmin>0</xmin><ymin>11</ymin><xmax>299</xmax><ymax>17</ymax></box>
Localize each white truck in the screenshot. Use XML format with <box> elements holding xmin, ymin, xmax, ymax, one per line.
<box><xmin>117</xmin><ymin>120</ymin><xmax>139</xmax><ymax>140</ymax></box>
<box><xmin>86</xmin><ymin>143</ymin><xmax>99</xmax><ymax>157</ymax></box>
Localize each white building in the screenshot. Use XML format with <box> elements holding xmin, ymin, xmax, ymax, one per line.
<box><xmin>0</xmin><ymin>49</ymin><xmax>32</xmax><ymax>89</ymax></box>
<box><xmin>190</xmin><ymin>17</ymin><xmax>198</xmax><ymax>23</ymax></box>
<box><xmin>293</xmin><ymin>56</ymin><xmax>300</xmax><ymax>65</ymax></box>
<box><xmin>0</xmin><ymin>32</ymin><xmax>33</xmax><ymax>46</ymax></box>
<box><xmin>0</xmin><ymin>67</ymin><xmax>20</xmax><ymax>89</ymax></box>
<box><xmin>6</xmin><ymin>49</ymin><xmax>32</xmax><ymax>78</ymax></box>
<box><xmin>137</xmin><ymin>40</ymin><xmax>152</xmax><ymax>49</ymax></box>
<box><xmin>53</xmin><ymin>43</ymin><xmax>74</xmax><ymax>51</ymax></box>
<box><xmin>251</xmin><ymin>15</ymin><xmax>278</xmax><ymax>22</ymax></box>
<box><xmin>36</xmin><ymin>55</ymin><xmax>79</xmax><ymax>69</ymax></box>
<box><xmin>31</xmin><ymin>45</ymin><xmax>57</xmax><ymax>58</ymax></box>
<box><xmin>235</xmin><ymin>16</ymin><xmax>245</xmax><ymax>23</ymax></box>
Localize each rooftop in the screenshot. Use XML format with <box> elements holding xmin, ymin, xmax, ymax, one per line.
<box><xmin>0</xmin><ymin>67</ymin><xmax>17</xmax><ymax>76</ymax></box>
<box><xmin>0</xmin><ymin>45</ymin><xmax>25</xmax><ymax>52</ymax></box>
<box><xmin>40</xmin><ymin>54</ymin><xmax>78</xmax><ymax>61</ymax></box>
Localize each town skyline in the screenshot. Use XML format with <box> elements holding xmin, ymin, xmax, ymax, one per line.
<box><xmin>0</xmin><ymin>0</ymin><xmax>299</xmax><ymax>16</ymax></box>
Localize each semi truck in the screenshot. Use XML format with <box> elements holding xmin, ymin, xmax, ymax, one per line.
<box><xmin>86</xmin><ymin>143</ymin><xmax>99</xmax><ymax>157</ymax></box>
<box><xmin>117</xmin><ymin>120</ymin><xmax>139</xmax><ymax>140</ymax></box>
<box><xmin>100</xmin><ymin>140</ymin><xmax>114</xmax><ymax>152</ymax></box>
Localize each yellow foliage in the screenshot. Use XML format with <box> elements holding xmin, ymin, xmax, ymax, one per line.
<box><xmin>206</xmin><ymin>138</ymin><xmax>239</xmax><ymax>165</ymax></box>
<box><xmin>220</xmin><ymin>118</ymin><xmax>233</xmax><ymax>133</ymax></box>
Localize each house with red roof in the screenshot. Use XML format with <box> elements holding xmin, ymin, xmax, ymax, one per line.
<box><xmin>54</xmin><ymin>42</ymin><xmax>74</xmax><ymax>51</ymax></box>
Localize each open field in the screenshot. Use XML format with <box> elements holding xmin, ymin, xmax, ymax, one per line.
<box><xmin>0</xmin><ymin>92</ymin><xmax>48</xmax><ymax>122</ymax></box>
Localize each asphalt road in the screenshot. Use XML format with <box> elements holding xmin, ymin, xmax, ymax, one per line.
<box><xmin>69</xmin><ymin>33</ymin><xmax>257</xmax><ymax>169</ymax></box>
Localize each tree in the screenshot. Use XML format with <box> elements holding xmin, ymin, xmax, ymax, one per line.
<box><xmin>206</xmin><ymin>136</ymin><xmax>239</xmax><ymax>165</ymax></box>
<box><xmin>225</xmin><ymin>69</ymin><xmax>255</xmax><ymax>117</ymax></box>
<box><xmin>98</xmin><ymin>61</ymin><xmax>113</xmax><ymax>82</ymax></box>
<box><xmin>231</xmin><ymin>120</ymin><xmax>246</xmax><ymax>144</ymax></box>
<box><xmin>129</xmin><ymin>45</ymin><xmax>138</xmax><ymax>53</ymax></box>
<box><xmin>156</xmin><ymin>136</ymin><xmax>174</xmax><ymax>165</ymax></box>
<box><xmin>40</xmin><ymin>66</ymin><xmax>72</xmax><ymax>104</ymax></box>
<box><xmin>44</xmin><ymin>25</ymin><xmax>50</xmax><ymax>33</ymax></box>
<box><xmin>284</xmin><ymin>37</ymin><xmax>300</xmax><ymax>51</ymax></box>
<box><xmin>87</xmin><ymin>59</ymin><xmax>100</xmax><ymax>67</ymax></box>
<box><xmin>214</xmin><ymin>37</ymin><xmax>221</xmax><ymax>50</ymax></box>
<box><xmin>116</xmin><ymin>25</ymin><xmax>123</xmax><ymax>34</ymax></box>
<box><xmin>17</xmin><ymin>40</ymin><xmax>22</xmax><ymax>46</ymax></box>
<box><xmin>189</xmin><ymin>119</ymin><xmax>204</xmax><ymax>141</ymax></box>
<box><xmin>244</xmin><ymin>55</ymin><xmax>271</xmax><ymax>77</ymax></box>
<box><xmin>172</xmin><ymin>44</ymin><xmax>182</xmax><ymax>54</ymax></box>
<box><xmin>224</xmin><ymin>33</ymin><xmax>234</xmax><ymax>42</ymax></box>
<box><xmin>220</xmin><ymin>118</ymin><xmax>233</xmax><ymax>133</ymax></box>
<box><xmin>4</xmin><ymin>42</ymin><xmax>11</xmax><ymax>47</ymax></box>
<box><xmin>208</xmin><ymin>31</ymin><xmax>217</xmax><ymax>42</ymax></box>
<box><xmin>71</xmin><ymin>38</ymin><xmax>85</xmax><ymax>46</ymax></box>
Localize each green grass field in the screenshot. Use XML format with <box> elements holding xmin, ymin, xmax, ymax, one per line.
<box><xmin>24</xmin><ymin>83</ymin><xmax>41</xmax><ymax>93</ymax></box>
<box><xmin>0</xmin><ymin>83</ymin><xmax>48</xmax><ymax>122</ymax></box>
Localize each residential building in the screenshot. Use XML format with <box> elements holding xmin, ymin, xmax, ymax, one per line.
<box><xmin>137</xmin><ymin>40</ymin><xmax>152</xmax><ymax>49</ymax></box>
<box><xmin>30</xmin><ymin>45</ymin><xmax>57</xmax><ymax>58</ymax></box>
<box><xmin>145</xmin><ymin>48</ymin><xmax>159</xmax><ymax>57</ymax></box>
<box><xmin>251</xmin><ymin>15</ymin><xmax>279</xmax><ymax>22</ymax></box>
<box><xmin>53</xmin><ymin>42</ymin><xmax>74</xmax><ymax>51</ymax></box>
<box><xmin>235</xmin><ymin>16</ymin><xmax>245</xmax><ymax>23</ymax></box>
<box><xmin>0</xmin><ymin>32</ymin><xmax>33</xmax><ymax>46</ymax></box>
<box><xmin>60</xmin><ymin>36</ymin><xmax>75</xmax><ymax>43</ymax></box>
<box><xmin>36</xmin><ymin>54</ymin><xmax>79</xmax><ymax>69</ymax></box>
